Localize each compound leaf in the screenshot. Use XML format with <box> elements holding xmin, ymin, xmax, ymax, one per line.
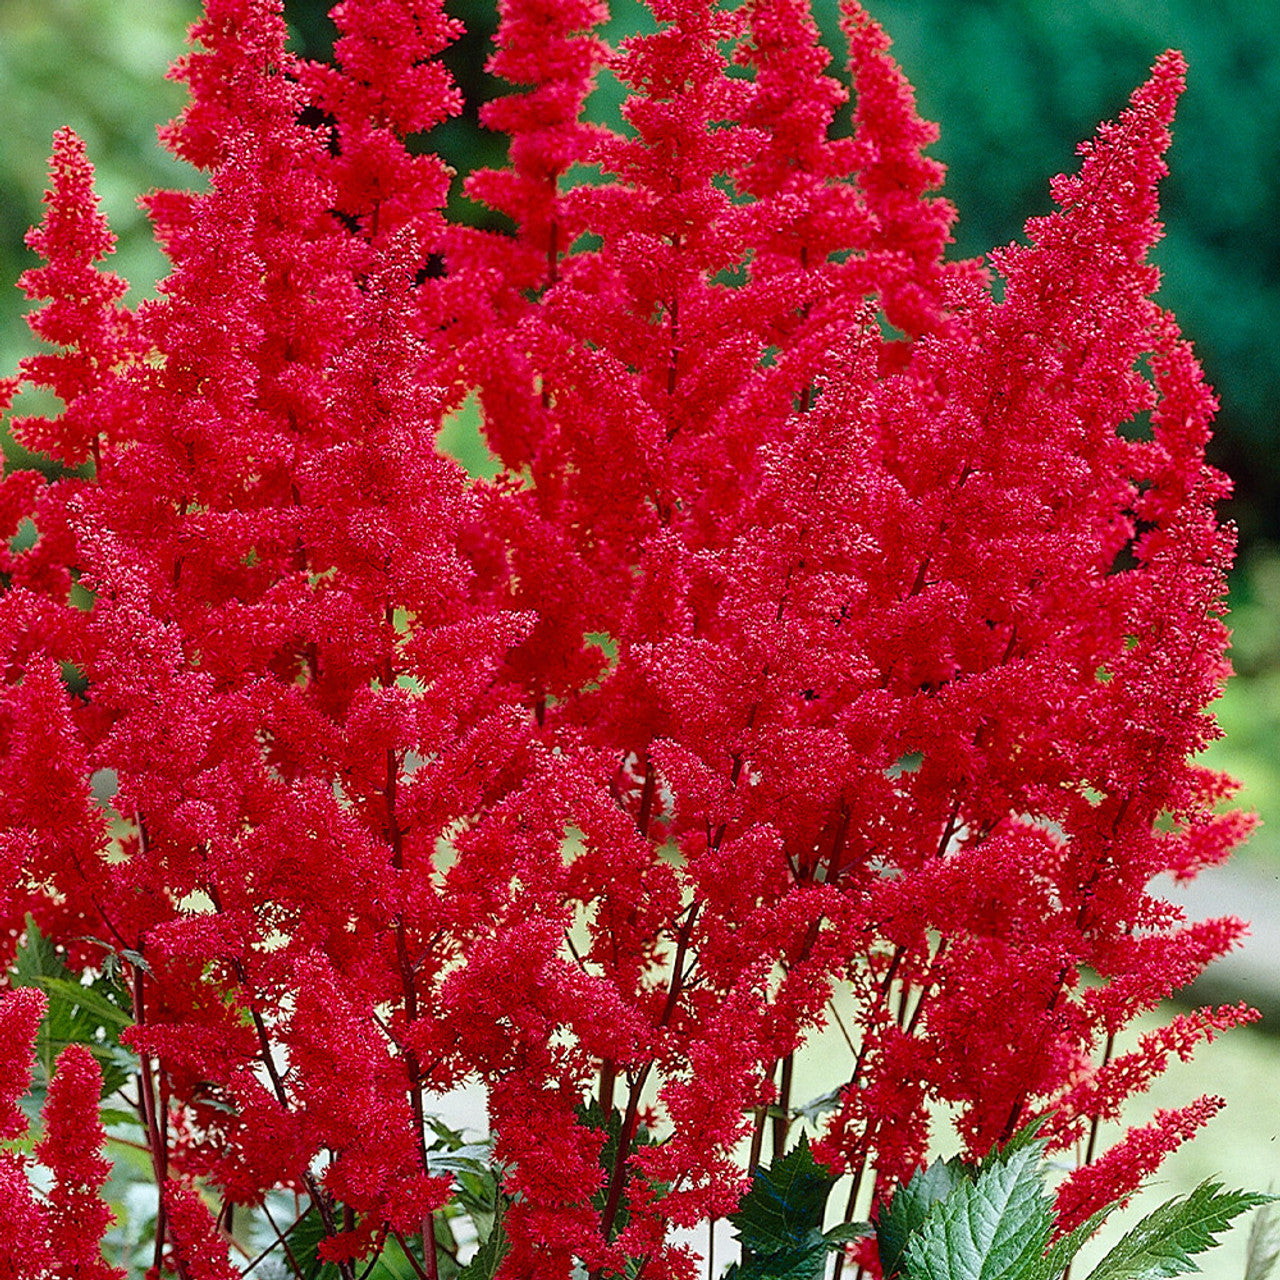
<box><xmin>901</xmin><ymin>1143</ymin><xmax>1054</xmax><ymax>1280</ymax></box>
<box><xmin>1086</xmin><ymin>1182</ymin><xmax>1273</xmax><ymax>1280</ymax></box>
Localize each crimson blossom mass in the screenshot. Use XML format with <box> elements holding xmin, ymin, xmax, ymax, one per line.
<box><xmin>0</xmin><ymin>0</ymin><xmax>1253</xmax><ymax>1276</ymax></box>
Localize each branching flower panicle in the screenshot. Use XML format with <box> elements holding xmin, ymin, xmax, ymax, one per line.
<box><xmin>0</xmin><ymin>0</ymin><xmax>1254</xmax><ymax>1277</ymax></box>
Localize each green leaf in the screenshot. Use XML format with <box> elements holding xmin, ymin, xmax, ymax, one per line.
<box><xmin>976</xmin><ymin>1119</ymin><xmax>1050</xmax><ymax>1174</ymax></box>
<box><xmin>119</xmin><ymin>948</ymin><xmax>153</xmax><ymax>976</ymax></box>
<box><xmin>11</xmin><ymin>921</ymin><xmax>128</xmax><ymax>1090</ymax></box>
<box><xmin>99</xmin><ymin>1106</ymin><xmax>144</xmax><ymax>1129</ymax></box>
<box><xmin>10</xmin><ymin>917</ymin><xmax>135</xmax><ymax>1095</ymax></box>
<box><xmin>12</xmin><ymin>917</ymin><xmax>62</xmax><ymax>987</ymax></box>
<box><xmin>428</xmin><ymin>1117</ymin><xmax>470</xmax><ymax>1150</ymax></box>
<box><xmin>734</xmin><ymin>1238</ymin><xmax>831</xmax><ymax>1280</ymax></box>
<box><xmin>731</xmin><ymin>1136</ymin><xmax>839</xmax><ymax>1258</ymax></box>
<box><xmin>901</xmin><ymin>1143</ymin><xmax>1054</xmax><ymax>1280</ymax></box>
<box><xmin>429</xmin><ymin>1146</ymin><xmax>494</xmax><ymax>1178</ymax></box>
<box><xmin>458</xmin><ymin>1194</ymin><xmax>509</xmax><ymax>1280</ymax></box>
<box><xmin>825</xmin><ymin>1222</ymin><xmax>874</xmax><ymax>1245</ymax></box>
<box><xmin>36</xmin><ymin>975</ymin><xmax>133</xmax><ymax>1029</ymax></box>
<box><xmin>576</xmin><ymin>1099</ymin><xmax>661</xmax><ymax>1241</ymax></box>
<box><xmin>1026</xmin><ymin>1202</ymin><xmax>1121</xmax><ymax>1280</ymax></box>
<box><xmin>287</xmin><ymin>1206</ymin><xmax>343</xmax><ymax>1280</ymax></box>
<box><xmin>1085</xmin><ymin>1182</ymin><xmax>1273</xmax><ymax>1280</ymax></box>
<box><xmin>878</xmin><ymin>1157</ymin><xmax>973</xmax><ymax>1280</ymax></box>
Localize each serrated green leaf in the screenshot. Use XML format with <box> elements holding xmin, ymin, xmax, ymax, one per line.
<box><xmin>576</xmin><ymin>1099</ymin><xmax>659</xmax><ymax>1241</ymax></box>
<box><xmin>11</xmin><ymin>918</ymin><xmax>135</xmax><ymax>1095</ymax></box>
<box><xmin>288</xmin><ymin>1207</ymin><xmax>343</xmax><ymax>1280</ymax></box>
<box><xmin>825</xmin><ymin>1221</ymin><xmax>874</xmax><ymax>1246</ymax></box>
<box><xmin>119</xmin><ymin>949</ymin><xmax>153</xmax><ymax>976</ymax></box>
<box><xmin>12</xmin><ymin>916</ymin><xmax>62</xmax><ymax>988</ymax></box>
<box><xmin>902</xmin><ymin>1143</ymin><xmax>1054</xmax><ymax>1280</ymax></box>
<box><xmin>879</xmin><ymin>1157</ymin><xmax>973</xmax><ymax>1280</ymax></box>
<box><xmin>36</xmin><ymin>975</ymin><xmax>134</xmax><ymax>1029</ymax></box>
<box><xmin>428</xmin><ymin>1117</ymin><xmax>470</xmax><ymax>1149</ymax></box>
<box><xmin>1086</xmin><ymin>1182</ymin><xmax>1273</xmax><ymax>1280</ymax></box>
<box><xmin>976</xmin><ymin>1120</ymin><xmax>1050</xmax><ymax>1174</ymax></box>
<box><xmin>458</xmin><ymin>1195</ymin><xmax>509</xmax><ymax>1280</ymax></box>
<box><xmin>1025</xmin><ymin>1202</ymin><xmax>1120</xmax><ymax>1280</ymax></box>
<box><xmin>732</xmin><ymin>1136</ymin><xmax>839</xmax><ymax>1258</ymax></box>
<box><xmin>734</xmin><ymin>1236</ymin><xmax>830</xmax><ymax>1280</ymax></box>
<box><xmin>99</xmin><ymin>1106</ymin><xmax>143</xmax><ymax>1129</ymax></box>
<box><xmin>429</xmin><ymin>1146</ymin><xmax>494</xmax><ymax>1177</ymax></box>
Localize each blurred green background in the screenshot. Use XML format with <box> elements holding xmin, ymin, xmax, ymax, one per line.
<box><xmin>3</xmin><ymin>1</ymin><xmax>1278</xmax><ymax>1272</ymax></box>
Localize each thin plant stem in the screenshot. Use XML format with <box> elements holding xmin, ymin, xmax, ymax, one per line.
<box><xmin>772</xmin><ymin>1053</ymin><xmax>794</xmax><ymax>1160</ymax></box>
<box><xmin>256</xmin><ymin>1200</ymin><xmax>309</xmax><ymax>1280</ymax></box>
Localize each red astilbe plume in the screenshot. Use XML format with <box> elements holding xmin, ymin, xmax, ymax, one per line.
<box><xmin>161</xmin><ymin>1181</ymin><xmax>240</xmax><ymax>1280</ymax></box>
<box><xmin>298</xmin><ymin>0</ymin><xmax>463</xmax><ymax>257</ymax></box>
<box><xmin>733</xmin><ymin>0</ymin><xmax>965</xmax><ymax>389</ymax></box>
<box><xmin>0</xmin><ymin>652</ymin><xmax>116</xmax><ymax>980</ymax></box>
<box><xmin>36</xmin><ymin>1045</ymin><xmax>125</xmax><ymax>1280</ymax></box>
<box><xmin>0</xmin><ymin>128</ymin><xmax>140</xmax><ymax>798</ymax></box>
<box><xmin>1</xmin><ymin>2</ymin><xmax>476</xmax><ymax>1274</ymax></box>
<box><xmin>1</xmin><ymin>146</ymin><xmax>130</xmax><ymax>957</ymax></box>
<box><xmin>441</xmin><ymin>0</ymin><xmax>610</xmax><ymax>473</ymax></box>
<box><xmin>14</xmin><ymin>127</ymin><xmax>141</xmax><ymax>471</ymax></box>
<box><xmin>0</xmin><ymin>989</ymin><xmax>51</xmax><ymax>1279</ymax></box>
<box><xmin>463</xmin><ymin>0</ymin><xmax>608</xmax><ymax>277</ymax></box>
<box><xmin>1054</xmin><ymin>1095</ymin><xmax>1226</xmax><ymax>1233</ymax></box>
<box><xmin>805</xmin><ymin>50</ymin><xmax>1250</xmax><ymax>1198</ymax></box>
<box><xmin>839</xmin><ymin>0</ymin><xmax>957</xmax><ymax>339</ymax></box>
<box><xmin>160</xmin><ymin>0</ymin><xmax>294</xmax><ymax>173</ymax></box>
<box><xmin>10</xmin><ymin>0</ymin><xmax>525</xmax><ymax>1272</ymax></box>
<box><xmin>0</xmin><ymin>987</ymin><xmax>44</xmax><ymax>1141</ymax></box>
<box><xmin>443</xmin><ymin>9</ymin><xmax>1250</xmax><ymax>1270</ymax></box>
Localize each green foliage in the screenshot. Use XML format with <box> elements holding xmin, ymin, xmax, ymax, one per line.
<box><xmin>878</xmin><ymin>1158</ymin><xmax>972</xmax><ymax>1280</ymax></box>
<box><xmin>456</xmin><ymin>1199</ymin><xmax>508</xmax><ymax>1280</ymax></box>
<box><xmin>426</xmin><ymin>1119</ymin><xmax>509</xmax><ymax>1280</ymax></box>
<box><xmin>1243</xmin><ymin>1198</ymin><xmax>1280</xmax><ymax>1280</ymax></box>
<box><xmin>791</xmin><ymin>1086</ymin><xmax>845</xmax><ymax>1128</ymax></box>
<box><xmin>735</xmin><ymin>1137</ymin><xmax>838</xmax><ymax>1258</ymax></box>
<box><xmin>869</xmin><ymin>1127</ymin><xmax>1272</xmax><ymax>1280</ymax></box>
<box><xmin>1086</xmin><ymin>1183</ymin><xmax>1272</xmax><ymax>1280</ymax></box>
<box><xmin>725</xmin><ymin>1137</ymin><xmax>870</xmax><ymax>1280</ymax></box>
<box><xmin>286</xmin><ymin>1207</ymin><xmax>342</xmax><ymax>1280</ymax></box>
<box><xmin>900</xmin><ymin>1144</ymin><xmax>1054</xmax><ymax>1280</ymax></box>
<box><xmin>714</xmin><ymin>1126</ymin><xmax>1269</xmax><ymax>1280</ymax></box>
<box><xmin>577</xmin><ymin>1098</ymin><xmax>666</xmax><ymax>1245</ymax></box>
<box><xmin>10</xmin><ymin>916</ymin><xmax>135</xmax><ymax>1098</ymax></box>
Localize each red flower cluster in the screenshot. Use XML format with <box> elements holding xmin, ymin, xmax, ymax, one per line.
<box><xmin>0</xmin><ymin>0</ymin><xmax>1251</xmax><ymax>1275</ymax></box>
<box><xmin>0</xmin><ymin>990</ymin><xmax>122</xmax><ymax>1280</ymax></box>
